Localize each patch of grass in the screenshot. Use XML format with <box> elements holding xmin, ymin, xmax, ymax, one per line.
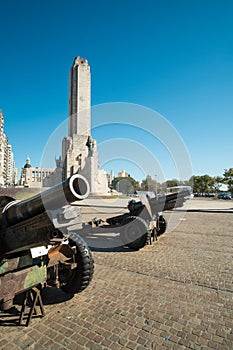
<box><xmin>0</xmin><ymin>188</ymin><xmax>41</xmax><ymax>201</ymax></box>
<box><xmin>89</xmin><ymin>195</ymin><xmax>129</xmax><ymax>199</ymax></box>
<box><xmin>14</xmin><ymin>190</ymin><xmax>41</xmax><ymax>200</ymax></box>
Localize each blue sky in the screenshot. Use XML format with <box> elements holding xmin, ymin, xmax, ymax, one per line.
<box><xmin>0</xmin><ymin>0</ymin><xmax>232</xmax><ymax>181</ymax></box>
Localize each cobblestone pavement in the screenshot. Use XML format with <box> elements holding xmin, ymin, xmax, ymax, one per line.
<box><xmin>0</xmin><ymin>201</ymin><xmax>232</xmax><ymax>349</ymax></box>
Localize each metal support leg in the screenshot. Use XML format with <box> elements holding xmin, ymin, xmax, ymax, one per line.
<box><xmin>19</xmin><ymin>286</ymin><xmax>45</xmax><ymax>326</ymax></box>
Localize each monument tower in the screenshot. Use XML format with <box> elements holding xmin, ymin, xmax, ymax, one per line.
<box><xmin>68</xmin><ymin>57</ymin><xmax>91</xmax><ymax>137</ymax></box>
<box><xmin>62</xmin><ymin>57</ymin><xmax>108</xmax><ymax>194</ymax></box>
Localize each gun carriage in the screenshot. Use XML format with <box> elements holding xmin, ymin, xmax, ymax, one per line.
<box><xmin>104</xmin><ymin>188</ymin><xmax>192</xmax><ymax>250</ymax></box>
<box><xmin>0</xmin><ymin>174</ymin><xmax>94</xmax><ymax>322</ymax></box>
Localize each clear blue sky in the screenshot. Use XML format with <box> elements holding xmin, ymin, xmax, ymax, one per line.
<box><xmin>0</xmin><ymin>0</ymin><xmax>232</xmax><ymax>182</ymax></box>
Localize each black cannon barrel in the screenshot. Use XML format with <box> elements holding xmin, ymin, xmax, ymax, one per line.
<box><xmin>149</xmin><ymin>188</ymin><xmax>191</xmax><ymax>212</ymax></box>
<box><xmin>132</xmin><ymin>188</ymin><xmax>192</xmax><ymax>217</ymax></box>
<box><xmin>1</xmin><ymin>174</ymin><xmax>90</xmax><ymax>228</ymax></box>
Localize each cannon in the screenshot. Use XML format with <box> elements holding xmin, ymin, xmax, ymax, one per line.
<box><xmin>0</xmin><ymin>174</ymin><xmax>94</xmax><ymax>317</ymax></box>
<box><xmin>105</xmin><ymin>188</ymin><xmax>192</xmax><ymax>250</ymax></box>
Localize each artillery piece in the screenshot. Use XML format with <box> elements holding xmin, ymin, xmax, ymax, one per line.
<box><xmin>105</xmin><ymin>188</ymin><xmax>192</xmax><ymax>250</ymax></box>
<box><xmin>0</xmin><ymin>174</ymin><xmax>94</xmax><ymax>318</ymax></box>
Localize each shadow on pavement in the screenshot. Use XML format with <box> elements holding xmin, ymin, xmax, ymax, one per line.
<box><xmin>0</xmin><ymin>287</ymin><xmax>74</xmax><ymax>327</ymax></box>
<box><xmin>90</xmin><ymin>246</ymin><xmax>135</xmax><ymax>252</ymax></box>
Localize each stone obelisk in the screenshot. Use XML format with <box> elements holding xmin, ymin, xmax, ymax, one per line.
<box><xmin>62</xmin><ymin>57</ymin><xmax>91</xmax><ymax>178</ymax></box>
<box><xmin>68</xmin><ymin>57</ymin><xmax>91</xmax><ymax>137</ymax></box>
<box><xmin>62</xmin><ymin>57</ymin><xmax>108</xmax><ymax>194</ymax></box>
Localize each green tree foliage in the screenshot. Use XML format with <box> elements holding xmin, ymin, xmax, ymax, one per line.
<box><xmin>213</xmin><ymin>176</ymin><xmax>223</xmax><ymax>192</ymax></box>
<box><xmin>223</xmin><ymin>168</ymin><xmax>233</xmax><ymax>193</ymax></box>
<box><xmin>110</xmin><ymin>168</ymin><xmax>232</xmax><ymax>196</ymax></box>
<box><xmin>165</xmin><ymin>179</ymin><xmax>179</xmax><ymax>188</ymax></box>
<box><xmin>192</xmin><ymin>175</ymin><xmax>214</xmax><ymax>194</ymax></box>
<box><xmin>141</xmin><ymin>175</ymin><xmax>159</xmax><ymax>192</ymax></box>
<box><xmin>111</xmin><ymin>176</ymin><xmax>140</xmax><ymax>194</ymax></box>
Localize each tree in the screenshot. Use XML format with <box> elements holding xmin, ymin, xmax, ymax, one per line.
<box><xmin>183</xmin><ymin>177</ymin><xmax>194</xmax><ymax>187</ymax></box>
<box><xmin>165</xmin><ymin>179</ymin><xmax>179</xmax><ymax>188</ymax></box>
<box><xmin>212</xmin><ymin>176</ymin><xmax>223</xmax><ymax>193</ymax></box>
<box><xmin>192</xmin><ymin>175</ymin><xmax>214</xmax><ymax>194</ymax></box>
<box><xmin>141</xmin><ymin>175</ymin><xmax>159</xmax><ymax>192</ymax></box>
<box><xmin>111</xmin><ymin>176</ymin><xmax>140</xmax><ymax>194</ymax></box>
<box><xmin>223</xmin><ymin>168</ymin><xmax>233</xmax><ymax>194</ymax></box>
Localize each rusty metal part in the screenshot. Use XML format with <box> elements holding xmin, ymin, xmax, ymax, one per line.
<box><xmin>19</xmin><ymin>286</ymin><xmax>45</xmax><ymax>326</ymax></box>
<box><xmin>48</xmin><ymin>243</ymin><xmax>76</xmax><ymax>266</ymax></box>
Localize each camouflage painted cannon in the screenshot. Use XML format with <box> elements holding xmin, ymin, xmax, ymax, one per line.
<box><xmin>106</xmin><ymin>188</ymin><xmax>192</xmax><ymax>250</ymax></box>
<box><xmin>0</xmin><ymin>174</ymin><xmax>94</xmax><ymax>312</ymax></box>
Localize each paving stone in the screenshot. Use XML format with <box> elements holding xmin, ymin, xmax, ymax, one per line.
<box><xmin>0</xmin><ymin>210</ymin><xmax>233</xmax><ymax>349</ymax></box>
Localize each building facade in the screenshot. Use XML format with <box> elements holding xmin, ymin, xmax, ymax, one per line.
<box><xmin>0</xmin><ymin>110</ymin><xmax>16</xmax><ymax>186</ymax></box>
<box><xmin>6</xmin><ymin>145</ymin><xmax>14</xmax><ymax>185</ymax></box>
<box><xmin>118</xmin><ymin>170</ymin><xmax>129</xmax><ymax>178</ymax></box>
<box><xmin>20</xmin><ymin>157</ymin><xmax>55</xmax><ymax>188</ymax></box>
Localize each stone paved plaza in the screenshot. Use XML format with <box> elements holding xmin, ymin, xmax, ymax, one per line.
<box><xmin>0</xmin><ymin>198</ymin><xmax>232</xmax><ymax>349</ymax></box>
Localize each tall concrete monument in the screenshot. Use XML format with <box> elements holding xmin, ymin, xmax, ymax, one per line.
<box><xmin>62</xmin><ymin>57</ymin><xmax>108</xmax><ymax>194</ymax></box>
<box><xmin>68</xmin><ymin>57</ymin><xmax>91</xmax><ymax>137</ymax></box>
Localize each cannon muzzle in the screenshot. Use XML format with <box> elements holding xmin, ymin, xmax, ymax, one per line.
<box><xmin>1</xmin><ymin>174</ymin><xmax>90</xmax><ymax>229</ymax></box>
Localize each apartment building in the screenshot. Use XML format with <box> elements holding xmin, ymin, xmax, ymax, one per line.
<box><xmin>0</xmin><ymin>110</ymin><xmax>16</xmax><ymax>186</ymax></box>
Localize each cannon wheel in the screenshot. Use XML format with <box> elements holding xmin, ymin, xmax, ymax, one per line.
<box><xmin>157</xmin><ymin>215</ymin><xmax>167</xmax><ymax>236</ymax></box>
<box><xmin>121</xmin><ymin>216</ymin><xmax>150</xmax><ymax>251</ymax></box>
<box><xmin>60</xmin><ymin>233</ymin><xmax>94</xmax><ymax>294</ymax></box>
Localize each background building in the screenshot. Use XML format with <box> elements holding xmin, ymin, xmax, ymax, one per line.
<box><xmin>6</xmin><ymin>145</ymin><xmax>14</xmax><ymax>185</ymax></box>
<box><xmin>118</xmin><ymin>170</ymin><xmax>129</xmax><ymax>178</ymax></box>
<box><xmin>20</xmin><ymin>157</ymin><xmax>55</xmax><ymax>188</ymax></box>
<box><xmin>0</xmin><ymin>110</ymin><xmax>16</xmax><ymax>186</ymax></box>
<box><xmin>107</xmin><ymin>170</ymin><xmax>114</xmax><ymax>187</ymax></box>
